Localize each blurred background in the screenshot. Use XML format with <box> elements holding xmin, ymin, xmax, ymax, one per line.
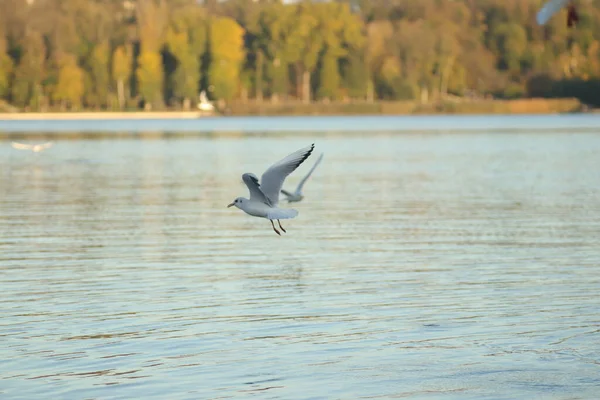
<box><xmin>1</xmin><ymin>0</ymin><xmax>600</xmax><ymax>116</ymax></box>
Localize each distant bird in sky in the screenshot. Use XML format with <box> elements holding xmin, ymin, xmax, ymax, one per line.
<box><xmin>537</xmin><ymin>0</ymin><xmax>579</xmax><ymax>28</ymax></box>
<box><xmin>11</xmin><ymin>141</ymin><xmax>54</xmax><ymax>153</ymax></box>
<box><xmin>228</xmin><ymin>144</ymin><xmax>315</xmax><ymax>236</ymax></box>
<box><xmin>281</xmin><ymin>152</ymin><xmax>324</xmax><ymax>203</ymax></box>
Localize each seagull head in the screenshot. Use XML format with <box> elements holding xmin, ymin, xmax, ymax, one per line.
<box><xmin>227</xmin><ymin>197</ymin><xmax>246</xmax><ymax>209</ymax></box>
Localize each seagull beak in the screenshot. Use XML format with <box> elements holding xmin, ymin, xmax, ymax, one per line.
<box><xmin>227</xmin><ymin>202</ymin><xmax>235</xmax><ymax>208</ymax></box>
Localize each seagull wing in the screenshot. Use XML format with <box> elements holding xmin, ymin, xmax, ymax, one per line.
<box><xmin>294</xmin><ymin>152</ymin><xmax>323</xmax><ymax>195</ymax></box>
<box><xmin>280</xmin><ymin>189</ymin><xmax>294</xmax><ymax>199</ymax></box>
<box><xmin>242</xmin><ymin>173</ymin><xmax>272</xmax><ymax>206</ymax></box>
<box><xmin>40</xmin><ymin>142</ymin><xmax>54</xmax><ymax>149</ymax></box>
<box><xmin>11</xmin><ymin>142</ymin><xmax>34</xmax><ymax>150</ymax></box>
<box><xmin>536</xmin><ymin>0</ymin><xmax>570</xmax><ymax>25</ymax></box>
<box><xmin>260</xmin><ymin>144</ymin><xmax>315</xmax><ymax>206</ymax></box>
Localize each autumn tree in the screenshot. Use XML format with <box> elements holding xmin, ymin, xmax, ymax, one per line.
<box><xmin>136</xmin><ymin>0</ymin><xmax>168</xmax><ymax>109</ymax></box>
<box><xmin>283</xmin><ymin>2</ymin><xmax>322</xmax><ymax>103</ymax></box>
<box><xmin>208</xmin><ymin>16</ymin><xmax>245</xmax><ymax>101</ymax></box>
<box><xmin>11</xmin><ymin>31</ymin><xmax>45</xmax><ymax>109</ymax></box>
<box><xmin>86</xmin><ymin>43</ymin><xmax>110</xmax><ymax>108</ymax></box>
<box><xmin>0</xmin><ymin>31</ymin><xmax>13</xmax><ymax>99</ymax></box>
<box><xmin>53</xmin><ymin>54</ymin><xmax>85</xmax><ymax>110</ymax></box>
<box><xmin>342</xmin><ymin>50</ymin><xmax>368</xmax><ymax>99</ymax></box>
<box><xmin>112</xmin><ymin>46</ymin><xmax>132</xmax><ymax>110</ymax></box>
<box><xmin>317</xmin><ymin>2</ymin><xmax>365</xmax><ymax>101</ymax></box>
<box><xmin>165</xmin><ymin>4</ymin><xmax>207</xmax><ymax>109</ymax></box>
<box><xmin>317</xmin><ymin>48</ymin><xmax>340</xmax><ymax>100</ymax></box>
<box><xmin>136</xmin><ymin>51</ymin><xmax>164</xmax><ymax>109</ymax></box>
<box><xmin>256</xmin><ymin>2</ymin><xmax>293</xmax><ymax>102</ymax></box>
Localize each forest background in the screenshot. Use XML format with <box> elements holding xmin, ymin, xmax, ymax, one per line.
<box><xmin>1</xmin><ymin>0</ymin><xmax>599</xmax><ymax>115</ymax></box>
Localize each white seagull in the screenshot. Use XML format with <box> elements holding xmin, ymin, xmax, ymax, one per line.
<box><xmin>228</xmin><ymin>144</ymin><xmax>315</xmax><ymax>235</ymax></box>
<box><xmin>281</xmin><ymin>152</ymin><xmax>324</xmax><ymax>203</ymax></box>
<box><xmin>11</xmin><ymin>141</ymin><xmax>54</xmax><ymax>153</ymax></box>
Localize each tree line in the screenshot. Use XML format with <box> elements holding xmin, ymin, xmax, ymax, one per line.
<box><xmin>1</xmin><ymin>0</ymin><xmax>600</xmax><ymax>112</ymax></box>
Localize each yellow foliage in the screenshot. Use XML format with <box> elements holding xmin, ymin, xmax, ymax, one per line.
<box><xmin>112</xmin><ymin>46</ymin><xmax>132</xmax><ymax>82</ymax></box>
<box><xmin>136</xmin><ymin>51</ymin><xmax>163</xmax><ymax>105</ymax></box>
<box><xmin>380</xmin><ymin>56</ymin><xmax>402</xmax><ymax>84</ymax></box>
<box><xmin>166</xmin><ymin>29</ymin><xmax>188</xmax><ymax>60</ymax></box>
<box><xmin>136</xmin><ymin>0</ymin><xmax>168</xmax><ymax>53</ymax></box>
<box><xmin>52</xmin><ymin>54</ymin><xmax>85</xmax><ymax>108</ymax></box>
<box><xmin>367</xmin><ymin>20</ymin><xmax>394</xmax><ymax>71</ymax></box>
<box><xmin>210</xmin><ymin>17</ymin><xmax>245</xmax><ymax>63</ymax></box>
<box><xmin>209</xmin><ymin>17</ymin><xmax>246</xmax><ymax>100</ymax></box>
<box><xmin>0</xmin><ymin>51</ymin><xmax>12</xmax><ymax>97</ymax></box>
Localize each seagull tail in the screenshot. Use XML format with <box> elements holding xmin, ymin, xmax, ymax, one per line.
<box><xmin>267</xmin><ymin>208</ymin><xmax>298</xmax><ymax>220</ymax></box>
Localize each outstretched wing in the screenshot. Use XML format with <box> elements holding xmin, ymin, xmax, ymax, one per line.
<box><xmin>39</xmin><ymin>142</ymin><xmax>54</xmax><ymax>149</ymax></box>
<box><xmin>260</xmin><ymin>144</ymin><xmax>315</xmax><ymax>206</ymax></box>
<box><xmin>536</xmin><ymin>0</ymin><xmax>570</xmax><ymax>25</ymax></box>
<box><xmin>294</xmin><ymin>152</ymin><xmax>323</xmax><ymax>195</ymax></box>
<box><xmin>280</xmin><ymin>189</ymin><xmax>294</xmax><ymax>199</ymax></box>
<box><xmin>242</xmin><ymin>173</ymin><xmax>272</xmax><ymax>206</ymax></box>
<box><xmin>11</xmin><ymin>142</ymin><xmax>34</xmax><ymax>150</ymax></box>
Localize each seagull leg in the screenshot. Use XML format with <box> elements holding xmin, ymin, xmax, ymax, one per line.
<box><xmin>277</xmin><ymin>220</ymin><xmax>287</xmax><ymax>233</ymax></box>
<box><xmin>270</xmin><ymin>220</ymin><xmax>281</xmax><ymax>236</ymax></box>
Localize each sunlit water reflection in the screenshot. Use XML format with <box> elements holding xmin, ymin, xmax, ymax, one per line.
<box><xmin>1</xmin><ymin>117</ymin><xmax>599</xmax><ymax>399</ymax></box>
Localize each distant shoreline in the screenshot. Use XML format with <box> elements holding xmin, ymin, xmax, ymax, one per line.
<box><xmin>0</xmin><ymin>98</ymin><xmax>593</xmax><ymax>121</ymax></box>
<box><xmin>0</xmin><ymin>111</ymin><xmax>209</xmax><ymax>121</ymax></box>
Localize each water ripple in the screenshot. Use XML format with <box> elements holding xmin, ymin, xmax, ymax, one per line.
<box><xmin>1</xmin><ymin>128</ymin><xmax>600</xmax><ymax>399</ymax></box>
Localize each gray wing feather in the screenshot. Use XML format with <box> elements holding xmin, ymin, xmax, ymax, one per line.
<box><xmin>242</xmin><ymin>173</ymin><xmax>272</xmax><ymax>206</ymax></box>
<box><xmin>260</xmin><ymin>144</ymin><xmax>315</xmax><ymax>205</ymax></box>
<box><xmin>295</xmin><ymin>152</ymin><xmax>323</xmax><ymax>195</ymax></box>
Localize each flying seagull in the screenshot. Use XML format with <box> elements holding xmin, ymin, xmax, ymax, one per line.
<box><xmin>228</xmin><ymin>144</ymin><xmax>315</xmax><ymax>235</ymax></box>
<box><xmin>281</xmin><ymin>152</ymin><xmax>324</xmax><ymax>203</ymax></box>
<box><xmin>11</xmin><ymin>141</ymin><xmax>54</xmax><ymax>153</ymax></box>
<box><xmin>537</xmin><ymin>0</ymin><xmax>579</xmax><ymax>28</ymax></box>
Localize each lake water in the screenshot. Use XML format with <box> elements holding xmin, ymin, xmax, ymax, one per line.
<box><xmin>1</xmin><ymin>115</ymin><xmax>600</xmax><ymax>399</ymax></box>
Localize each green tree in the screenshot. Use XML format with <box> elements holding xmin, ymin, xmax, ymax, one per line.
<box><xmin>0</xmin><ymin>34</ymin><xmax>13</xmax><ymax>99</ymax></box>
<box><xmin>283</xmin><ymin>3</ymin><xmax>322</xmax><ymax>103</ymax></box>
<box><xmin>493</xmin><ymin>22</ymin><xmax>528</xmax><ymax>76</ymax></box>
<box><xmin>267</xmin><ymin>55</ymin><xmax>289</xmax><ymax>103</ymax></box>
<box><xmin>255</xmin><ymin>1</ymin><xmax>293</xmax><ymax>102</ymax></box>
<box><xmin>208</xmin><ymin>16</ymin><xmax>245</xmax><ymax>101</ymax></box>
<box><xmin>87</xmin><ymin>43</ymin><xmax>110</xmax><ymax>108</ymax></box>
<box><xmin>11</xmin><ymin>31</ymin><xmax>45</xmax><ymax>109</ymax></box>
<box><xmin>136</xmin><ymin>51</ymin><xmax>164</xmax><ymax>109</ymax></box>
<box><xmin>137</xmin><ymin>0</ymin><xmax>168</xmax><ymax>53</ymax></box>
<box><xmin>317</xmin><ymin>48</ymin><xmax>340</xmax><ymax>100</ymax></box>
<box><xmin>342</xmin><ymin>50</ymin><xmax>368</xmax><ymax>99</ymax></box>
<box><xmin>317</xmin><ymin>2</ymin><xmax>365</xmax><ymax>101</ymax></box>
<box><xmin>136</xmin><ymin>0</ymin><xmax>167</xmax><ymax>108</ymax></box>
<box><xmin>366</xmin><ymin>20</ymin><xmax>394</xmax><ymax>101</ymax></box>
<box><xmin>165</xmin><ymin>5</ymin><xmax>206</xmax><ymax>108</ymax></box>
<box><xmin>53</xmin><ymin>54</ymin><xmax>85</xmax><ymax>109</ymax></box>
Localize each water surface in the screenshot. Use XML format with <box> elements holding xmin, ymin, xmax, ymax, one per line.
<box><xmin>1</xmin><ymin>115</ymin><xmax>599</xmax><ymax>399</ymax></box>
<box><xmin>2</xmin><ymin>113</ymin><xmax>600</xmax><ymax>133</ymax></box>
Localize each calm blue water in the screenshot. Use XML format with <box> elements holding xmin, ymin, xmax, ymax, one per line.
<box><xmin>1</xmin><ymin>115</ymin><xmax>599</xmax><ymax>399</ymax></box>
<box><xmin>2</xmin><ymin>113</ymin><xmax>600</xmax><ymax>133</ymax></box>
